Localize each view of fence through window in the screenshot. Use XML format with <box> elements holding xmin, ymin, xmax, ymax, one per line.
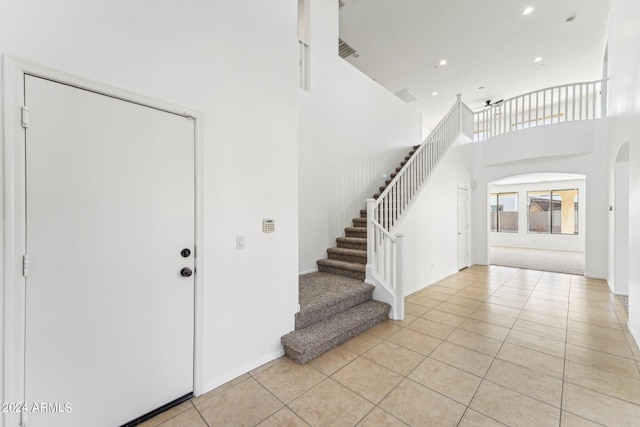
<box><xmin>528</xmin><ymin>189</ymin><xmax>579</xmax><ymax>234</ymax></box>
<box><xmin>489</xmin><ymin>193</ymin><xmax>518</xmax><ymax>232</ymax></box>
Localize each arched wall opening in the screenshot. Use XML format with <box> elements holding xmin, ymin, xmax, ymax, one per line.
<box><xmin>487</xmin><ymin>172</ymin><xmax>586</xmax><ymax>274</ymax></box>
<box><xmin>613</xmin><ymin>142</ymin><xmax>630</xmax><ymax>295</ymax></box>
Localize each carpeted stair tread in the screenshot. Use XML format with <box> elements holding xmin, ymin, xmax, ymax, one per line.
<box><xmin>282</xmin><ymin>300</ymin><xmax>390</xmax><ymax>363</ymax></box>
<box><xmin>345</xmin><ymin>226</ymin><xmax>366</xmax><ymax>238</ymax></box>
<box><xmin>317</xmin><ymin>258</ymin><xmax>366</xmax><ymax>280</ymax></box>
<box><xmin>327</xmin><ymin>247</ymin><xmax>367</xmax><ymax>264</ymax></box>
<box><xmin>327</xmin><ymin>247</ymin><xmax>366</xmax><ymax>257</ymax></box>
<box><xmin>336</xmin><ymin>236</ymin><xmax>367</xmax><ymax>250</ymax></box>
<box><xmin>296</xmin><ymin>272</ymin><xmax>374</xmax><ymax>329</ymax></box>
<box><xmin>352</xmin><ymin>217</ymin><xmax>366</xmax><ymax>227</ymax></box>
<box><xmin>317</xmin><ymin>259</ymin><xmax>366</xmax><ymax>272</ymax></box>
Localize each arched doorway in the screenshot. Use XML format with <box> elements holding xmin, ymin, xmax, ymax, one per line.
<box><xmin>613</xmin><ymin>142</ymin><xmax>630</xmax><ymax>295</ymax></box>
<box><xmin>487</xmin><ymin>173</ymin><xmax>586</xmax><ymax>274</ymax></box>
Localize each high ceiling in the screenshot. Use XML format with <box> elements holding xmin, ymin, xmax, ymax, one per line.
<box><xmin>339</xmin><ymin>0</ymin><xmax>610</xmax><ymax>132</ymax></box>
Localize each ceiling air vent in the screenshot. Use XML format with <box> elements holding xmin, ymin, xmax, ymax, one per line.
<box><xmin>338</xmin><ymin>38</ymin><xmax>357</xmax><ymax>58</ymax></box>
<box><xmin>394</xmin><ymin>89</ymin><xmax>419</xmax><ymax>103</ymax></box>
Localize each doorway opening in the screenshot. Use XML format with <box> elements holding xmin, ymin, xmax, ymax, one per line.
<box><xmin>2</xmin><ymin>57</ymin><xmax>205</xmax><ymax>427</ymax></box>
<box><xmin>613</xmin><ymin>142</ymin><xmax>630</xmax><ymax>295</ymax></box>
<box><xmin>487</xmin><ymin>173</ymin><xmax>586</xmax><ymax>274</ymax></box>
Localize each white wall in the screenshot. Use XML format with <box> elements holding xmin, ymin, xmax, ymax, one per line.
<box><xmin>488</xmin><ymin>179</ymin><xmax>586</xmax><ymax>252</ymax></box>
<box><xmin>0</xmin><ymin>0</ymin><xmax>299</xmax><ymax>394</ymax></box>
<box><xmin>298</xmin><ymin>0</ymin><xmax>422</xmax><ymax>273</ymax></box>
<box><xmin>605</xmin><ymin>0</ymin><xmax>640</xmax><ymax>343</ymax></box>
<box><xmin>462</xmin><ymin>119</ymin><xmax>610</xmax><ymax>279</ymax></box>
<box><xmin>613</xmin><ymin>147</ymin><xmax>629</xmax><ymax>295</ymax></box>
<box><xmin>396</xmin><ymin>144</ymin><xmax>471</xmax><ymax>295</ymax></box>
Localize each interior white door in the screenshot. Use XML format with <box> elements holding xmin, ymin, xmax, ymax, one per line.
<box><xmin>24</xmin><ymin>75</ymin><xmax>195</xmax><ymax>427</ymax></box>
<box><xmin>458</xmin><ymin>188</ymin><xmax>469</xmax><ymax>270</ymax></box>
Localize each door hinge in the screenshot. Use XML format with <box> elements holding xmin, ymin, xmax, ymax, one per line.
<box><xmin>23</xmin><ymin>254</ymin><xmax>29</xmax><ymax>277</ymax></box>
<box><xmin>21</xmin><ymin>106</ymin><xmax>29</xmax><ymax>128</ymax></box>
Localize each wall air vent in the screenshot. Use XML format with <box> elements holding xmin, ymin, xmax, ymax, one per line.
<box><xmin>394</xmin><ymin>89</ymin><xmax>419</xmax><ymax>103</ymax></box>
<box><xmin>338</xmin><ymin>38</ymin><xmax>357</xmax><ymax>58</ymax></box>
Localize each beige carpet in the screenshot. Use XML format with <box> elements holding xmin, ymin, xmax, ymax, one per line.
<box><xmin>490</xmin><ymin>245</ymin><xmax>585</xmax><ymax>275</ymax></box>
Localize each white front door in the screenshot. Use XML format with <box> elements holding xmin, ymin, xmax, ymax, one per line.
<box><xmin>458</xmin><ymin>188</ymin><xmax>469</xmax><ymax>270</ymax></box>
<box><xmin>24</xmin><ymin>75</ymin><xmax>195</xmax><ymax>427</ymax></box>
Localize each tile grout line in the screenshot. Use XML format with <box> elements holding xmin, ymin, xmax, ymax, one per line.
<box><xmin>461</xmin><ymin>268</ymin><xmax>544</xmax><ymax>425</ymax></box>
<box><xmin>454</xmin><ymin>268</ymin><xmax>517</xmax><ymax>427</ymax></box>
<box><xmin>155</xmin><ymin>268</ymin><xmax>638</xmax><ymax>427</ymax></box>
<box><xmin>558</xmin><ymin>275</ymin><xmax>573</xmax><ymax>427</ymax></box>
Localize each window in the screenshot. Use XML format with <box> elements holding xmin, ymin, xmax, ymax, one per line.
<box><xmin>298</xmin><ymin>0</ymin><xmax>310</xmax><ymax>91</ymax></box>
<box><xmin>528</xmin><ymin>189</ymin><xmax>578</xmax><ymax>234</ymax></box>
<box><xmin>490</xmin><ymin>192</ymin><xmax>518</xmax><ymax>232</ymax></box>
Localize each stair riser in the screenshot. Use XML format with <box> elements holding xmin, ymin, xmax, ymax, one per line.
<box><xmin>352</xmin><ymin>218</ymin><xmax>366</xmax><ymax>228</ymax></box>
<box><xmin>337</xmin><ymin>241</ymin><xmax>366</xmax><ymax>250</ymax></box>
<box><xmin>284</xmin><ymin>311</ymin><xmax>388</xmax><ymax>364</ymax></box>
<box><xmin>328</xmin><ymin>252</ymin><xmax>367</xmax><ymax>264</ymax></box>
<box><xmin>318</xmin><ymin>264</ymin><xmax>365</xmax><ymax>280</ymax></box>
<box><xmin>295</xmin><ymin>289</ymin><xmax>373</xmax><ymax>330</ymax></box>
<box><xmin>345</xmin><ymin>229</ymin><xmax>366</xmax><ymax>238</ymax></box>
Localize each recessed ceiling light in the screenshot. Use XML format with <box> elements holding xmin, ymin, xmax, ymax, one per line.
<box><xmin>432</xmin><ymin>91</ymin><xmax>438</xmax><ymax>96</ymax></box>
<box><xmin>439</xmin><ymin>59</ymin><xmax>447</xmax><ymax>66</ymax></box>
<box><xmin>534</xmin><ymin>56</ymin><xmax>543</xmax><ymax>63</ymax></box>
<box><xmin>523</xmin><ymin>6</ymin><xmax>534</xmax><ymax>15</ymax></box>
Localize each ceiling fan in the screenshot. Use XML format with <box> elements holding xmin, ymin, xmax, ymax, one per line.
<box><xmin>483</xmin><ymin>99</ymin><xmax>504</xmax><ymax>109</ymax></box>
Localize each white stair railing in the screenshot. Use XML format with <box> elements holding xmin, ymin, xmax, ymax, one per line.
<box><xmin>474</xmin><ymin>79</ymin><xmax>607</xmax><ymax>141</ymax></box>
<box><xmin>366</xmin><ymin>95</ymin><xmax>474</xmax><ymax>319</ymax></box>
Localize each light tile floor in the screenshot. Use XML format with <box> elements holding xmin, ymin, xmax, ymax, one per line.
<box><xmin>142</xmin><ymin>265</ymin><xmax>640</xmax><ymax>427</ymax></box>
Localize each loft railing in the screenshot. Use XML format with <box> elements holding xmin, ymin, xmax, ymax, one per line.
<box><xmin>474</xmin><ymin>79</ymin><xmax>607</xmax><ymax>141</ymax></box>
<box><xmin>366</xmin><ymin>95</ymin><xmax>474</xmax><ymax>319</ymax></box>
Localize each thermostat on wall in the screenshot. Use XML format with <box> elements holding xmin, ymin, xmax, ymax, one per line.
<box><xmin>263</xmin><ymin>219</ymin><xmax>275</xmax><ymax>233</ymax></box>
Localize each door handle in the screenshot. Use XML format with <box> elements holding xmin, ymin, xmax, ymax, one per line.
<box><xmin>180</xmin><ymin>267</ymin><xmax>193</xmax><ymax>277</ymax></box>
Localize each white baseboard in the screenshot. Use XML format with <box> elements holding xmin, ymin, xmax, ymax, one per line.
<box><xmin>299</xmin><ymin>268</ymin><xmax>318</xmax><ymax>275</ymax></box>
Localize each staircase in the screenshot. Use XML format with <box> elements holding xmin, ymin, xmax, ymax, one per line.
<box><xmin>315</xmin><ymin>145</ymin><xmax>419</xmax><ymax>280</ymax></box>
<box><xmin>280</xmin><ymin>145</ymin><xmax>419</xmax><ymax>364</ymax></box>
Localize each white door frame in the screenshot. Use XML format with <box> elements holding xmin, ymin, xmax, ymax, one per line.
<box><xmin>457</xmin><ymin>187</ymin><xmax>470</xmax><ymax>270</ymax></box>
<box><xmin>1</xmin><ymin>56</ymin><xmax>206</xmax><ymax>426</ymax></box>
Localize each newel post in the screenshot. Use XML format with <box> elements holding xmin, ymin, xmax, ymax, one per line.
<box><xmin>394</xmin><ymin>233</ymin><xmax>406</xmax><ymax>320</ymax></box>
<box><xmin>366</xmin><ymin>198</ymin><xmax>375</xmax><ymax>279</ymax></box>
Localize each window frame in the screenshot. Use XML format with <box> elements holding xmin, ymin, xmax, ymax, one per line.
<box><xmin>489</xmin><ymin>192</ymin><xmax>519</xmax><ymax>233</ymax></box>
<box><xmin>527</xmin><ymin>188</ymin><xmax>579</xmax><ymax>235</ymax></box>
